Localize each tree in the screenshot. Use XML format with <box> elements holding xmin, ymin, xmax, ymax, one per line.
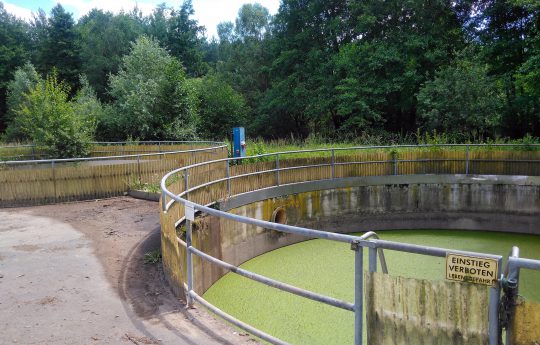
<box><xmin>473</xmin><ymin>0</ymin><xmax>540</xmax><ymax>137</ymax></box>
<box><xmin>107</xmin><ymin>36</ymin><xmax>198</xmax><ymax>141</ymax></box>
<box><xmin>417</xmin><ymin>58</ymin><xmax>504</xmax><ymax>139</ymax></box>
<box><xmin>0</xmin><ymin>2</ymin><xmax>31</xmax><ymax>132</ymax></box>
<box><xmin>147</xmin><ymin>3</ymin><xmax>170</xmax><ymax>44</ymax></box>
<box><xmin>77</xmin><ymin>9</ymin><xmax>143</xmax><ymax>100</ymax></box>
<box><xmin>333</xmin><ymin>0</ymin><xmax>466</xmax><ymax>135</ymax></box>
<box><xmin>29</xmin><ymin>9</ymin><xmax>48</xmax><ymax>74</ymax></box>
<box><xmin>191</xmin><ymin>75</ymin><xmax>248</xmax><ymax>140</ymax></box>
<box><xmin>35</xmin><ymin>5</ymin><xmax>81</xmax><ymax>88</ymax></box>
<box><xmin>212</xmin><ymin>4</ymin><xmax>274</xmax><ymax>136</ymax></box>
<box><xmin>5</xmin><ymin>63</ymin><xmax>41</xmax><ymax>141</ymax></box>
<box><xmin>217</xmin><ymin>21</ymin><xmax>235</xmax><ymax>42</ymax></box>
<box><xmin>167</xmin><ymin>1</ymin><xmax>208</xmax><ymax>77</ymax></box>
<box><xmin>260</xmin><ymin>0</ymin><xmax>358</xmax><ymax>137</ymax></box>
<box><xmin>10</xmin><ymin>73</ymin><xmax>95</xmax><ymax>158</ymax></box>
<box><xmin>235</xmin><ymin>3</ymin><xmax>270</xmax><ymax>41</ymax></box>
<box><xmin>74</xmin><ymin>76</ymin><xmax>104</xmax><ymax>127</ymax></box>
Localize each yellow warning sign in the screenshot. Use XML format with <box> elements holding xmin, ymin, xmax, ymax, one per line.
<box><xmin>446</xmin><ymin>253</ymin><xmax>498</xmax><ymax>286</ymax></box>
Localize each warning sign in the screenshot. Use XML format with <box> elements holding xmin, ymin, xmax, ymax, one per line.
<box><xmin>185</xmin><ymin>202</ymin><xmax>195</xmax><ymax>221</ymax></box>
<box><xmin>446</xmin><ymin>253</ymin><xmax>498</xmax><ymax>286</ymax></box>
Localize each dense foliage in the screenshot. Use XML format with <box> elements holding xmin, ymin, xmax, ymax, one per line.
<box><xmin>1</xmin><ymin>0</ymin><xmax>539</xmax><ymax>152</ymax></box>
<box><xmin>191</xmin><ymin>75</ymin><xmax>248</xmax><ymax>139</ymax></box>
<box><xmin>13</xmin><ymin>73</ymin><xmax>96</xmax><ymax>158</ymax></box>
<box><xmin>104</xmin><ymin>36</ymin><xmax>198</xmax><ymax>141</ymax></box>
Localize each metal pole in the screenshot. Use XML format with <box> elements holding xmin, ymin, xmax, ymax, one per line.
<box><xmin>51</xmin><ymin>161</ymin><xmax>57</xmax><ymax>203</ymax></box>
<box><xmin>184</xmin><ymin>169</ymin><xmax>189</xmax><ymax>198</ymax></box>
<box><xmin>505</xmin><ymin>247</ymin><xmax>520</xmax><ymax>345</ymax></box>
<box><xmin>186</xmin><ymin>219</ymin><xmax>194</xmax><ymax>307</ymax></box>
<box><xmin>465</xmin><ymin>145</ymin><xmax>470</xmax><ymax>175</ymax></box>
<box><xmin>352</xmin><ymin>241</ymin><xmax>364</xmax><ymax>345</ymax></box>
<box><xmin>369</xmin><ymin>247</ymin><xmax>377</xmax><ymax>273</ymax></box>
<box><xmin>488</xmin><ymin>257</ymin><xmax>503</xmax><ymax>345</ymax></box>
<box><xmin>393</xmin><ymin>152</ymin><xmax>398</xmax><ymax>175</ymax></box>
<box><xmin>276</xmin><ymin>154</ymin><xmax>280</xmax><ymax>186</ymax></box>
<box><xmin>226</xmin><ymin>160</ymin><xmax>231</xmax><ymax>197</ymax></box>
<box><xmin>137</xmin><ymin>155</ymin><xmax>141</xmax><ymax>182</ymax></box>
<box><xmin>161</xmin><ymin>191</ymin><xmax>167</xmax><ymax>212</ymax></box>
<box><xmin>331</xmin><ymin>149</ymin><xmax>335</xmax><ymax>179</ymax></box>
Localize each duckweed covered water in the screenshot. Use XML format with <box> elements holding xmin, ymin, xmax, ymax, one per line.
<box><xmin>203</xmin><ymin>230</ymin><xmax>540</xmax><ymax>345</ymax></box>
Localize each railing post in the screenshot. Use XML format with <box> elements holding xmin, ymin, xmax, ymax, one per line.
<box><xmin>137</xmin><ymin>154</ymin><xmax>141</xmax><ymax>182</ymax></box>
<box><xmin>331</xmin><ymin>149</ymin><xmax>335</xmax><ymax>179</ymax></box>
<box><xmin>184</xmin><ymin>169</ymin><xmax>189</xmax><ymax>197</ymax></box>
<box><xmin>392</xmin><ymin>151</ymin><xmax>398</xmax><ymax>175</ymax></box>
<box><xmin>186</xmin><ymin>218</ymin><xmax>194</xmax><ymax>308</ymax></box>
<box><xmin>161</xmin><ymin>191</ymin><xmax>167</xmax><ymax>212</ymax></box>
<box><xmin>369</xmin><ymin>247</ymin><xmax>377</xmax><ymax>273</ymax></box>
<box><xmin>504</xmin><ymin>247</ymin><xmax>520</xmax><ymax>345</ymax></box>
<box><xmin>465</xmin><ymin>145</ymin><xmax>470</xmax><ymax>175</ymax></box>
<box><xmin>489</xmin><ymin>257</ymin><xmax>503</xmax><ymax>345</ymax></box>
<box><xmin>352</xmin><ymin>240</ymin><xmax>364</xmax><ymax>345</ymax></box>
<box><xmin>226</xmin><ymin>160</ymin><xmax>231</xmax><ymax>197</ymax></box>
<box><xmin>276</xmin><ymin>154</ymin><xmax>280</xmax><ymax>186</ymax></box>
<box><xmin>51</xmin><ymin>161</ymin><xmax>57</xmax><ymax>203</ymax></box>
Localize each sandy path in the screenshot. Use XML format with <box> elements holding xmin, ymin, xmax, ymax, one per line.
<box><xmin>0</xmin><ymin>197</ymin><xmax>256</xmax><ymax>345</ymax></box>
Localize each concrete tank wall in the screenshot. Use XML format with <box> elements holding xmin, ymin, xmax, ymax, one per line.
<box><xmin>167</xmin><ymin>175</ymin><xmax>540</xmax><ymax>296</ymax></box>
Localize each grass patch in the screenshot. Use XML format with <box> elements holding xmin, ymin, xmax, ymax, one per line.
<box><xmin>240</xmin><ymin>133</ymin><xmax>540</xmax><ymax>161</ymax></box>
<box><xmin>143</xmin><ymin>249</ymin><xmax>162</xmax><ymax>264</ymax></box>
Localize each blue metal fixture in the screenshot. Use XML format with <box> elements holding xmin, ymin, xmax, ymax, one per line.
<box><xmin>232</xmin><ymin>127</ymin><xmax>246</xmax><ymax>158</ymax></box>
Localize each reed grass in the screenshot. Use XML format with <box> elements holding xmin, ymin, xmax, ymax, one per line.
<box><xmin>0</xmin><ymin>144</ymin><xmax>227</xmax><ymax>207</ymax></box>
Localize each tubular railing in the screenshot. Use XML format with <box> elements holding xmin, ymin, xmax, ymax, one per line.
<box><xmin>160</xmin><ymin>144</ymin><xmax>540</xmax><ymax>345</ymax></box>
<box><xmin>0</xmin><ymin>141</ymin><xmax>227</xmax><ymax>206</ymax></box>
<box><xmin>0</xmin><ymin>140</ymin><xmax>225</xmax><ymax>161</ymax></box>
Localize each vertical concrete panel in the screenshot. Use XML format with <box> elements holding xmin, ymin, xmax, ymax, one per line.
<box><xmin>511</xmin><ymin>299</ymin><xmax>540</xmax><ymax>345</ymax></box>
<box><xmin>366</xmin><ymin>272</ymin><xmax>489</xmax><ymax>345</ymax></box>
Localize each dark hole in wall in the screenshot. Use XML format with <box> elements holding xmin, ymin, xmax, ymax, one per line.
<box><xmin>271</xmin><ymin>207</ymin><xmax>287</xmax><ymax>224</ymax></box>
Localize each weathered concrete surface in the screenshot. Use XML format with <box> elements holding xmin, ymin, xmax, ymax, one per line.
<box><xmin>511</xmin><ymin>299</ymin><xmax>540</xmax><ymax>345</ymax></box>
<box><xmin>0</xmin><ymin>201</ymin><xmax>257</xmax><ymax>345</ymax></box>
<box><xmin>366</xmin><ymin>272</ymin><xmax>489</xmax><ymax>345</ymax></box>
<box><xmin>164</xmin><ymin>175</ymin><xmax>540</xmax><ymax>296</ymax></box>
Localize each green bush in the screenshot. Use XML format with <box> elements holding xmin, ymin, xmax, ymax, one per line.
<box><xmin>5</xmin><ymin>63</ymin><xmax>41</xmax><ymax>141</ymax></box>
<box><xmin>11</xmin><ymin>73</ymin><xmax>96</xmax><ymax>158</ymax></box>
<box><xmin>106</xmin><ymin>36</ymin><xmax>198</xmax><ymax>141</ymax></box>
<box><xmin>417</xmin><ymin>58</ymin><xmax>504</xmax><ymax>139</ymax></box>
<box><xmin>191</xmin><ymin>75</ymin><xmax>248</xmax><ymax>140</ymax></box>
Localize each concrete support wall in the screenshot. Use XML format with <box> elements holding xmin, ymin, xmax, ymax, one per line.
<box><xmin>162</xmin><ymin>175</ymin><xmax>540</xmax><ymax>296</ymax></box>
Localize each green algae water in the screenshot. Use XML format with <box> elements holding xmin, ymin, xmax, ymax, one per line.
<box><xmin>203</xmin><ymin>230</ymin><xmax>540</xmax><ymax>345</ymax></box>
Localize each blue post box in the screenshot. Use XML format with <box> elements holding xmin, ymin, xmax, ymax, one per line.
<box><xmin>232</xmin><ymin>127</ymin><xmax>246</xmax><ymax>158</ymax></box>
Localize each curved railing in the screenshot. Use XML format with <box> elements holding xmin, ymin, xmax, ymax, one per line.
<box><xmin>160</xmin><ymin>144</ymin><xmax>540</xmax><ymax>345</ymax></box>
<box><xmin>0</xmin><ymin>141</ymin><xmax>227</xmax><ymax>206</ymax></box>
<box><xmin>0</xmin><ymin>140</ymin><xmax>225</xmax><ymax>161</ymax></box>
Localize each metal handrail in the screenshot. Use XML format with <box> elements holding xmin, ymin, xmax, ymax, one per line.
<box><xmin>162</xmin><ymin>143</ymin><xmax>540</xmax><ymax>211</ymax></box>
<box><xmin>504</xmin><ymin>246</ymin><xmax>520</xmax><ymax>278</ymax></box>
<box><xmin>160</xmin><ymin>143</ymin><xmax>540</xmax><ymax>345</ymax></box>
<box><xmin>0</xmin><ymin>140</ymin><xmax>225</xmax><ymax>148</ymax></box>
<box><xmin>1</xmin><ymin>141</ymin><xmax>227</xmax><ymax>165</ymax></box>
<box><xmin>361</xmin><ymin>231</ymin><xmax>389</xmax><ymax>274</ymax></box>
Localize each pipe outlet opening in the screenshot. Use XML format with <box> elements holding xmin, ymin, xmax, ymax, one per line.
<box><xmin>271</xmin><ymin>207</ymin><xmax>287</xmax><ymax>224</ymax></box>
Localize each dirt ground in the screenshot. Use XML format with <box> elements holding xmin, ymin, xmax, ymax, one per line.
<box><xmin>0</xmin><ymin>197</ymin><xmax>259</xmax><ymax>345</ymax></box>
